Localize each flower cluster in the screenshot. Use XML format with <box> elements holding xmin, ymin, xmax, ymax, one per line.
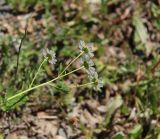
<box><xmin>78</xmin><ymin>40</ymin><xmax>103</xmax><ymax>91</ymax></box>
<box><xmin>42</xmin><ymin>48</ymin><xmax>57</xmax><ymax>65</ymax></box>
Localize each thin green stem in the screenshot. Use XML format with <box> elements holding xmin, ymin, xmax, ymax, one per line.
<box><xmin>29</xmin><ymin>57</ymin><xmax>48</xmax><ymax>88</ymax></box>
<box><xmin>59</xmin><ymin>51</ymin><xmax>84</xmax><ymax>76</ymax></box>
<box><xmin>7</xmin><ymin>66</ymin><xmax>84</xmax><ymax>101</ymax></box>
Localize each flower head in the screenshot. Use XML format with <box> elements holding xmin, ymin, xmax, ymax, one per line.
<box><xmin>42</xmin><ymin>48</ymin><xmax>57</xmax><ymax>65</ymax></box>
<box><xmin>80</xmin><ymin>57</ymin><xmax>94</xmax><ymax>69</ymax></box>
<box><xmin>78</xmin><ymin>40</ymin><xmax>94</xmax><ymax>58</ymax></box>
<box><xmin>78</xmin><ymin>40</ymin><xmax>85</xmax><ymax>50</ymax></box>
<box><xmin>87</xmin><ymin>67</ymin><xmax>98</xmax><ymax>80</ymax></box>
<box><xmin>93</xmin><ymin>79</ymin><xmax>103</xmax><ymax>91</ymax></box>
<box><xmin>79</xmin><ymin>40</ymin><xmax>94</xmax><ymax>69</ymax></box>
<box><xmin>78</xmin><ymin>40</ymin><xmax>103</xmax><ymax>91</ymax></box>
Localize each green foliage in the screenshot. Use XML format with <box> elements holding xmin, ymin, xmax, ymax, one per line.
<box><xmin>7</xmin><ymin>0</ymin><xmax>37</xmax><ymax>12</ymax></box>
<box><xmin>100</xmin><ymin>0</ymin><xmax>108</xmax><ymax>14</ymax></box>
<box><xmin>7</xmin><ymin>0</ymin><xmax>64</xmax><ymax>12</ymax></box>
<box><xmin>154</xmin><ymin>19</ymin><xmax>160</xmax><ymax>30</ymax></box>
<box><xmin>54</xmin><ymin>81</ymin><xmax>70</xmax><ymax>94</ymax></box>
<box><xmin>129</xmin><ymin>124</ymin><xmax>142</xmax><ymax>139</ymax></box>
<box><xmin>0</xmin><ymin>35</ymin><xmax>13</xmax><ymax>76</ymax></box>
<box><xmin>132</xmin><ymin>15</ymin><xmax>150</xmax><ymax>56</ymax></box>
<box><xmin>151</xmin><ymin>3</ymin><xmax>160</xmax><ymax>17</ymax></box>
<box><xmin>151</xmin><ymin>3</ymin><xmax>160</xmax><ymax>30</ymax></box>
<box><xmin>3</xmin><ymin>87</ymin><xmax>28</xmax><ymax>111</ymax></box>
<box><xmin>54</xmin><ymin>0</ymin><xmax>64</xmax><ymax>6</ymax></box>
<box><xmin>79</xmin><ymin>123</ymin><xmax>95</xmax><ymax>139</ymax></box>
<box><xmin>0</xmin><ymin>135</ymin><xmax>4</xmax><ymax>139</ymax></box>
<box><xmin>112</xmin><ymin>132</ymin><xmax>125</xmax><ymax>139</ymax></box>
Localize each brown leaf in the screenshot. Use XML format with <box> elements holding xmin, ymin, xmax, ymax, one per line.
<box><xmin>35</xmin><ymin>120</ymin><xmax>59</xmax><ymax>137</ymax></box>
<box><xmin>37</xmin><ymin>112</ymin><xmax>57</xmax><ymax>120</ymax></box>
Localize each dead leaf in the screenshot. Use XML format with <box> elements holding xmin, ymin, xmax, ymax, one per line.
<box><xmin>105</xmin><ymin>95</ymin><xmax>123</xmax><ymax>126</ymax></box>
<box><xmin>35</xmin><ymin>120</ymin><xmax>59</xmax><ymax>137</ymax></box>
<box><xmin>6</xmin><ymin>133</ymin><xmax>18</xmax><ymax>139</ymax></box>
<box><xmin>54</xmin><ymin>135</ymin><xmax>66</xmax><ymax>139</ymax></box>
<box><xmin>80</xmin><ymin>109</ymin><xmax>103</xmax><ymax>127</ymax></box>
<box><xmin>19</xmin><ymin>136</ymin><xmax>28</xmax><ymax>139</ymax></box>
<box><xmin>37</xmin><ymin>112</ymin><xmax>57</xmax><ymax>120</ymax></box>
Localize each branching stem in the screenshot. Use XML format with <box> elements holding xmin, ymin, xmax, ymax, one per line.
<box><xmin>59</xmin><ymin>51</ymin><xmax>84</xmax><ymax>76</ymax></box>
<box><xmin>29</xmin><ymin>57</ymin><xmax>48</xmax><ymax>88</ymax></box>
<box><xmin>7</xmin><ymin>66</ymin><xmax>84</xmax><ymax>101</ymax></box>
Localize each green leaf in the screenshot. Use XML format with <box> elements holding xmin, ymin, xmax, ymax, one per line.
<box><xmin>129</xmin><ymin>124</ymin><xmax>142</xmax><ymax>139</ymax></box>
<box><xmin>154</xmin><ymin>20</ymin><xmax>160</xmax><ymax>30</ymax></box>
<box><xmin>133</xmin><ymin>16</ymin><xmax>148</xmax><ymax>44</ymax></box>
<box><xmin>151</xmin><ymin>3</ymin><xmax>160</xmax><ymax>17</ymax></box>
<box><xmin>3</xmin><ymin>87</ymin><xmax>28</xmax><ymax>111</ymax></box>
<box><xmin>0</xmin><ymin>134</ymin><xmax>4</xmax><ymax>139</ymax></box>
<box><xmin>149</xmin><ymin>92</ymin><xmax>158</xmax><ymax>113</ymax></box>
<box><xmin>60</xmin><ymin>91</ymin><xmax>74</xmax><ymax>106</ymax></box>
<box><xmin>132</xmin><ymin>15</ymin><xmax>151</xmax><ymax>56</ymax></box>
<box><xmin>112</xmin><ymin>132</ymin><xmax>125</xmax><ymax>139</ymax></box>
<box><xmin>53</xmin><ymin>82</ymin><xmax>72</xmax><ymax>106</ymax></box>
<box><xmin>54</xmin><ymin>81</ymin><xmax>70</xmax><ymax>93</ymax></box>
<box><xmin>121</xmin><ymin>104</ymin><xmax>130</xmax><ymax>115</ymax></box>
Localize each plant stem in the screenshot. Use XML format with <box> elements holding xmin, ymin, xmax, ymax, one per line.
<box><xmin>59</xmin><ymin>51</ymin><xmax>84</xmax><ymax>76</ymax></box>
<box><xmin>29</xmin><ymin>57</ymin><xmax>48</xmax><ymax>88</ymax></box>
<box><xmin>7</xmin><ymin>66</ymin><xmax>84</xmax><ymax>101</ymax></box>
<box><xmin>15</xmin><ymin>23</ymin><xmax>28</xmax><ymax>80</ymax></box>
